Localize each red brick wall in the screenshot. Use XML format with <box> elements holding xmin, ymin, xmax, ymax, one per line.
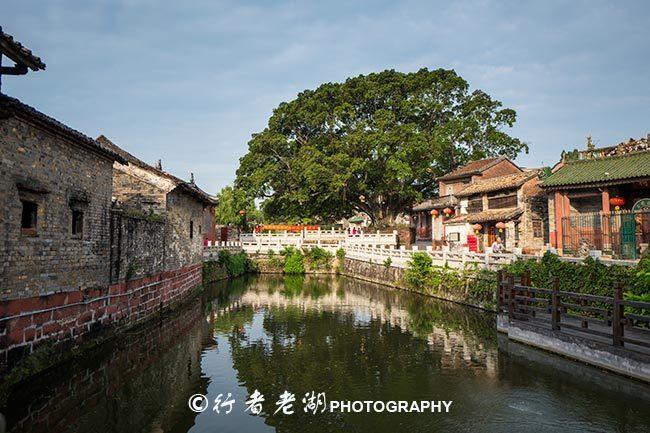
<box><xmin>0</xmin><ymin>262</ymin><xmax>202</xmax><ymax>372</ymax></box>
<box><xmin>6</xmin><ymin>295</ymin><xmax>204</xmax><ymax>433</ymax></box>
<box><xmin>481</xmin><ymin>159</ymin><xmax>521</xmax><ymax>179</ymax></box>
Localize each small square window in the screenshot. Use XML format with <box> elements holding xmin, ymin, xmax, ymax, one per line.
<box><xmin>21</xmin><ymin>200</ymin><xmax>38</xmax><ymax>236</ymax></box>
<box><xmin>72</xmin><ymin>210</ymin><xmax>84</xmax><ymax>237</ymax></box>
<box><xmin>533</xmin><ymin>219</ymin><xmax>543</xmax><ymax>238</ymax></box>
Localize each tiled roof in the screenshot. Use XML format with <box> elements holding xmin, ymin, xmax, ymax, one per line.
<box><xmin>0</xmin><ymin>27</ymin><xmax>46</xmax><ymax>71</ymax></box>
<box><xmin>444</xmin><ymin>208</ymin><xmax>523</xmax><ymax>224</ymax></box>
<box><xmin>412</xmin><ymin>195</ymin><xmax>458</xmax><ymax>211</ymax></box>
<box><xmin>437</xmin><ymin>157</ymin><xmax>505</xmax><ymax>181</ymax></box>
<box><xmin>0</xmin><ymin>94</ymin><xmax>126</xmax><ymax>163</ymax></box>
<box><xmin>97</xmin><ymin>135</ymin><xmax>216</xmax><ymax>205</ymax></box>
<box><xmin>542</xmin><ymin>151</ymin><xmax>650</xmax><ymax>189</ymax></box>
<box><xmin>455</xmin><ymin>171</ymin><xmax>538</xmax><ymax>197</ymax></box>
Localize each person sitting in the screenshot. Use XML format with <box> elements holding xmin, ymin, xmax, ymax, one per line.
<box><xmin>491</xmin><ymin>237</ymin><xmax>504</xmax><ymax>253</ymax></box>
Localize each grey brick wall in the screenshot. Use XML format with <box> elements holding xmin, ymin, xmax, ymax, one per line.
<box><xmin>0</xmin><ymin>117</ymin><xmax>114</xmax><ymax>300</ymax></box>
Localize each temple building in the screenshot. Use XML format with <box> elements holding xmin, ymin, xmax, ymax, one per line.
<box><xmin>543</xmin><ymin>135</ymin><xmax>650</xmax><ymax>259</ymax></box>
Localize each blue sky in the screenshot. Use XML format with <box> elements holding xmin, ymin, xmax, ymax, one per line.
<box><xmin>3</xmin><ymin>0</ymin><xmax>649</xmax><ymax>194</ymax></box>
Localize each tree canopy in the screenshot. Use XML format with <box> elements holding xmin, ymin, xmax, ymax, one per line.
<box><xmin>214</xmin><ymin>185</ymin><xmax>262</xmax><ymax>227</ymax></box>
<box><xmin>236</xmin><ymin>68</ymin><xmax>527</xmax><ymax>226</ymax></box>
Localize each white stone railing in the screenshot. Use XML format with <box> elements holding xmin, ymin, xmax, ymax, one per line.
<box><xmin>239</xmin><ymin>229</ymin><xmax>398</xmax><ymax>253</ymax></box>
<box><xmin>203</xmin><ymin>241</ymin><xmax>243</xmax><ymax>260</ymax></box>
<box><xmin>344</xmin><ymin>244</ymin><xmax>516</xmax><ymax>269</ymax></box>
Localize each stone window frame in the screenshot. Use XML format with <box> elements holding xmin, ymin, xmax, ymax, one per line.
<box><xmin>71</xmin><ymin>208</ymin><xmax>84</xmax><ymax>239</ymax></box>
<box><xmin>68</xmin><ymin>193</ymin><xmax>89</xmax><ymax>240</ymax></box>
<box><xmin>532</xmin><ymin>219</ymin><xmax>544</xmax><ymax>238</ymax></box>
<box><xmin>17</xmin><ymin>186</ymin><xmax>47</xmax><ymax>238</ymax></box>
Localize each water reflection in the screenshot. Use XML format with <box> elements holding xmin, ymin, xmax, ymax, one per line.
<box><xmin>3</xmin><ymin>295</ymin><xmax>209</xmax><ymax>433</ymax></box>
<box><xmin>2</xmin><ymin>275</ymin><xmax>649</xmax><ymax>433</ymax></box>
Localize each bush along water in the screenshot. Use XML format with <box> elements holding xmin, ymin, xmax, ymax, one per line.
<box><xmin>260</xmin><ymin>247</ymin><xmax>334</xmax><ymax>274</ymax></box>
<box><xmin>404</xmin><ymin>252</ymin><xmax>497</xmax><ymax>309</ymax></box>
<box><xmin>203</xmin><ymin>250</ymin><xmax>256</xmax><ymax>281</ymax></box>
<box><xmin>281</xmin><ymin>246</ymin><xmax>305</xmax><ymax>275</ymax></box>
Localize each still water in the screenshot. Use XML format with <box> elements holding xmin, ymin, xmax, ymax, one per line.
<box><xmin>3</xmin><ymin>275</ymin><xmax>650</xmax><ymax>433</ymax></box>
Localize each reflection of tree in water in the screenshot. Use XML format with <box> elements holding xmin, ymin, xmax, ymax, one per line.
<box><xmin>208</xmin><ymin>276</ymin><xmax>499</xmax><ymax>432</ymax></box>
<box><xmin>227</xmin><ymin>306</ymin><xmax>450</xmax><ymax>432</ymax></box>
<box><xmin>213</xmin><ymin>306</ymin><xmax>255</xmax><ymax>334</ymax></box>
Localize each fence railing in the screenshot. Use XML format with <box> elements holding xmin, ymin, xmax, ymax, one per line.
<box><xmin>203</xmin><ymin>241</ymin><xmax>243</xmax><ymax>260</ymax></box>
<box><xmin>239</xmin><ymin>229</ymin><xmax>398</xmax><ymax>253</ymax></box>
<box><xmin>561</xmin><ymin>209</ymin><xmax>650</xmax><ymax>260</ymax></box>
<box><xmin>344</xmin><ymin>244</ymin><xmax>515</xmax><ymax>269</ymax></box>
<box><xmin>497</xmin><ymin>271</ymin><xmax>650</xmax><ymax>353</ymax></box>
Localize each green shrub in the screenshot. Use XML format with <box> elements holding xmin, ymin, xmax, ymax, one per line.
<box><xmin>505</xmin><ymin>251</ymin><xmax>638</xmax><ymax>297</ymax></box>
<box><xmin>405</xmin><ymin>252</ymin><xmax>433</xmax><ymax>290</ymax></box>
<box><xmin>217</xmin><ymin>250</ymin><xmax>252</xmax><ymax>278</ymax></box>
<box><xmin>267</xmin><ymin>249</ymin><xmax>283</xmax><ymax>269</ymax></box>
<box><xmin>336</xmin><ymin>247</ymin><xmax>345</xmax><ymax>261</ymax></box>
<box><xmin>383</xmin><ymin>257</ymin><xmax>392</xmax><ymax>269</ymax></box>
<box><xmin>281</xmin><ymin>246</ymin><xmax>305</xmax><ymax>274</ymax></box>
<box><xmin>304</xmin><ymin>246</ymin><xmax>334</xmax><ymax>270</ymax></box>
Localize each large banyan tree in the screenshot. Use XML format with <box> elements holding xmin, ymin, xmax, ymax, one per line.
<box><xmin>236</xmin><ymin>68</ymin><xmax>527</xmax><ymax>226</ymax></box>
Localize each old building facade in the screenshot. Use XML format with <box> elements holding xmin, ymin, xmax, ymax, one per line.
<box><xmin>543</xmin><ymin>136</ymin><xmax>650</xmax><ymax>259</ymax></box>
<box><xmin>0</xmin><ymin>95</ymin><xmax>124</xmax><ymax>300</ymax></box>
<box><xmin>97</xmin><ymin>135</ymin><xmax>216</xmax><ymax>276</ymax></box>
<box><xmin>443</xmin><ymin>168</ymin><xmax>548</xmax><ymax>254</ymax></box>
<box><xmin>411</xmin><ymin>157</ymin><xmax>522</xmax><ymax>247</ymax></box>
<box><xmin>0</xmin><ymin>29</ymin><xmax>217</xmax><ymax>372</ymax></box>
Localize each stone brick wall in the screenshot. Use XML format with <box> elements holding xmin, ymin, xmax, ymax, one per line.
<box><xmin>518</xmin><ymin>178</ymin><xmax>549</xmax><ymax>253</ymax></box>
<box><xmin>0</xmin><ymin>111</ymin><xmax>206</xmax><ymax>376</ymax></box>
<box><xmin>0</xmin><ymin>116</ymin><xmax>114</xmax><ymax>300</ymax></box>
<box><xmin>0</xmin><ymin>263</ymin><xmax>202</xmax><ymax>372</ymax></box>
<box><xmin>111</xmin><ymin>165</ymin><xmax>169</xmax><ymax>212</ymax></box>
<box><xmin>165</xmin><ymin>187</ymin><xmax>205</xmax><ymax>271</ymax></box>
<box><xmin>109</xmin><ymin>210</ymin><xmax>165</xmax><ymax>283</ymax></box>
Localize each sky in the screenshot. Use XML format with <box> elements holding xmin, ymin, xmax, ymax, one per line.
<box><xmin>2</xmin><ymin>0</ymin><xmax>649</xmax><ymax>195</ymax></box>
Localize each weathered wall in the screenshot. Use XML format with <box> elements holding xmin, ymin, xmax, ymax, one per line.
<box><xmin>109</xmin><ymin>210</ymin><xmax>165</xmax><ymax>283</ymax></box>
<box><xmin>518</xmin><ymin>178</ymin><xmax>549</xmax><ymax>253</ymax></box>
<box><xmin>165</xmin><ymin>187</ymin><xmax>205</xmax><ymax>271</ymax></box>
<box><xmin>111</xmin><ymin>165</ymin><xmax>170</xmax><ymax>212</ymax></box>
<box><xmin>5</xmin><ymin>294</ymin><xmax>205</xmax><ymax>433</ymax></box>
<box><xmin>0</xmin><ymin>120</ymin><xmax>205</xmax><ymax>374</ymax></box>
<box><xmin>0</xmin><ymin>116</ymin><xmax>114</xmax><ymax>300</ymax></box>
<box><xmin>481</xmin><ymin>159</ymin><xmax>521</xmax><ymax>179</ymax></box>
<box><xmin>0</xmin><ymin>263</ymin><xmax>202</xmax><ymax>372</ymax></box>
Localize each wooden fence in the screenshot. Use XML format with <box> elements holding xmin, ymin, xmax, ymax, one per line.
<box><xmin>497</xmin><ymin>271</ymin><xmax>650</xmax><ymax>352</ymax></box>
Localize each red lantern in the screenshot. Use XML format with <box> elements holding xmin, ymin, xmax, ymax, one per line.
<box><xmin>609</xmin><ymin>196</ymin><xmax>625</xmax><ymax>211</ymax></box>
<box><xmin>496</xmin><ymin>221</ymin><xmax>506</xmax><ymax>232</ymax></box>
<box><xmin>430</xmin><ymin>209</ymin><xmax>439</xmax><ymax>217</ymax></box>
<box><xmin>443</xmin><ymin>207</ymin><xmax>453</xmax><ymax>217</ymax></box>
<box><xmin>472</xmin><ymin>223</ymin><xmax>483</xmax><ymax>233</ymax></box>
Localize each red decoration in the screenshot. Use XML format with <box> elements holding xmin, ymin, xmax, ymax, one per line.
<box><xmin>472</xmin><ymin>223</ymin><xmax>483</xmax><ymax>233</ymax></box>
<box><xmin>430</xmin><ymin>209</ymin><xmax>439</xmax><ymax>217</ymax></box>
<box><xmin>239</xmin><ymin>210</ymin><xmax>246</xmax><ymax>215</ymax></box>
<box><xmin>609</xmin><ymin>196</ymin><xmax>625</xmax><ymax>211</ymax></box>
<box><xmin>443</xmin><ymin>207</ymin><xmax>453</xmax><ymax>217</ymax></box>
<box><xmin>496</xmin><ymin>221</ymin><xmax>506</xmax><ymax>232</ymax></box>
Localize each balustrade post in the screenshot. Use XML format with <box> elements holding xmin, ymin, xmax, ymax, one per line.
<box><xmin>551</xmin><ymin>277</ymin><xmax>560</xmax><ymax>331</ymax></box>
<box><xmin>507</xmin><ymin>274</ymin><xmax>515</xmax><ymax>322</ymax></box>
<box><xmin>497</xmin><ymin>270</ymin><xmax>505</xmax><ymax>312</ymax></box>
<box><xmin>612</xmin><ymin>282</ymin><xmax>624</xmax><ymax>347</ymax></box>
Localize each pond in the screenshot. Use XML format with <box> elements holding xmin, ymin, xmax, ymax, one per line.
<box><xmin>2</xmin><ymin>275</ymin><xmax>650</xmax><ymax>433</ymax></box>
